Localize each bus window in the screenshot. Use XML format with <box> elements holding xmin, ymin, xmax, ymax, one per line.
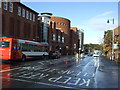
<box><xmin>13</xmin><ymin>43</ymin><xmax>19</xmax><ymax>50</ymax></box>
<box><xmin>0</xmin><ymin>42</ymin><xmax>10</xmax><ymax>47</ymax></box>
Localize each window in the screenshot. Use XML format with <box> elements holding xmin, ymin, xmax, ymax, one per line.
<box><xmin>0</xmin><ymin>0</ymin><xmax>1</xmax><ymax>8</ymax></box>
<box><xmin>30</xmin><ymin>12</ymin><xmax>32</xmax><ymax>20</ymax></box>
<box><xmin>52</xmin><ymin>34</ymin><xmax>56</xmax><ymax>41</ymax></box>
<box><xmin>58</xmin><ymin>35</ymin><xmax>61</xmax><ymax>42</ymax></box>
<box><xmin>0</xmin><ymin>42</ymin><xmax>9</xmax><ymax>47</ymax></box>
<box><xmin>3</xmin><ymin>1</ymin><xmax>7</xmax><ymax>10</ymax></box>
<box><xmin>18</xmin><ymin>7</ymin><xmax>21</xmax><ymax>16</ymax></box>
<box><xmin>33</xmin><ymin>14</ymin><xmax>35</xmax><ymax>21</ymax></box>
<box><xmin>9</xmin><ymin>2</ymin><xmax>13</xmax><ymax>12</ymax></box>
<box><xmin>22</xmin><ymin>9</ymin><xmax>25</xmax><ymax>17</ymax></box>
<box><xmin>62</xmin><ymin>37</ymin><xmax>64</xmax><ymax>43</ymax></box>
<box><xmin>26</xmin><ymin>11</ymin><xmax>29</xmax><ymax>19</ymax></box>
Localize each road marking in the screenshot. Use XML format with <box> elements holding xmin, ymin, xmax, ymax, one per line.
<box><xmin>57</xmin><ymin>76</ymin><xmax>72</xmax><ymax>84</ymax></box>
<box><xmin>26</xmin><ymin>73</ymin><xmax>42</xmax><ymax>79</ymax></box>
<box><xmin>48</xmin><ymin>76</ymin><xmax>63</xmax><ymax>82</ymax></box>
<box><xmin>79</xmin><ymin>79</ymin><xmax>90</xmax><ymax>86</ymax></box>
<box><xmin>0</xmin><ymin>67</ymin><xmax>23</xmax><ymax>72</ymax></box>
<box><xmin>48</xmin><ymin>69</ymin><xmax>57</xmax><ymax>72</ymax></box>
<box><xmin>77</xmin><ymin>71</ymin><xmax>81</xmax><ymax>76</ymax></box>
<box><xmin>48</xmin><ymin>75</ymin><xmax>91</xmax><ymax>87</ymax></box>
<box><xmin>42</xmin><ymin>68</ymin><xmax>51</xmax><ymax>72</ymax></box>
<box><xmin>83</xmin><ymin>73</ymin><xmax>88</xmax><ymax>77</ymax></box>
<box><xmin>76</xmin><ymin>65</ymin><xmax>81</xmax><ymax>67</ymax></box>
<box><xmin>67</xmin><ymin>78</ymin><xmax>81</xmax><ymax>85</ymax></box>
<box><xmin>0</xmin><ymin>77</ymin><xmax>74</xmax><ymax>89</ymax></box>
<box><xmin>38</xmin><ymin>73</ymin><xmax>49</xmax><ymax>80</ymax></box>
<box><xmin>10</xmin><ymin>71</ymin><xmax>27</xmax><ymax>76</ymax></box>
<box><xmin>38</xmin><ymin>62</ymin><xmax>44</xmax><ymax>65</ymax></box>
<box><xmin>18</xmin><ymin>72</ymin><xmax>34</xmax><ymax>78</ymax></box>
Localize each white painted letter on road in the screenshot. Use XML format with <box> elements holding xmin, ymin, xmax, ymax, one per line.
<box><xmin>48</xmin><ymin>76</ymin><xmax>63</xmax><ymax>82</ymax></box>
<box><xmin>79</xmin><ymin>79</ymin><xmax>90</xmax><ymax>86</ymax></box>
<box><xmin>57</xmin><ymin>76</ymin><xmax>72</xmax><ymax>84</ymax></box>
<box><xmin>67</xmin><ymin>78</ymin><xmax>81</xmax><ymax>85</ymax></box>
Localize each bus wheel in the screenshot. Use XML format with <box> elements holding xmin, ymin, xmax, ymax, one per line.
<box><xmin>22</xmin><ymin>55</ymin><xmax>26</xmax><ymax>61</ymax></box>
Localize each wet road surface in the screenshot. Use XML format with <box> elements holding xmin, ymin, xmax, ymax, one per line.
<box><xmin>0</xmin><ymin>55</ymin><xmax>120</xmax><ymax>89</ymax></box>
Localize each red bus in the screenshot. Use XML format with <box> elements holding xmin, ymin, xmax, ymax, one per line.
<box><xmin>0</xmin><ymin>37</ymin><xmax>49</xmax><ymax>61</ymax></box>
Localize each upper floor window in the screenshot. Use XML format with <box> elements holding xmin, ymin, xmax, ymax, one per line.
<box><xmin>18</xmin><ymin>7</ymin><xmax>21</xmax><ymax>16</ymax></box>
<box><xmin>0</xmin><ymin>0</ymin><xmax>2</xmax><ymax>8</ymax></box>
<box><xmin>9</xmin><ymin>2</ymin><xmax>13</xmax><ymax>12</ymax></box>
<box><xmin>62</xmin><ymin>37</ymin><xmax>64</xmax><ymax>43</ymax></box>
<box><xmin>22</xmin><ymin>9</ymin><xmax>25</xmax><ymax>17</ymax></box>
<box><xmin>33</xmin><ymin>14</ymin><xmax>35</xmax><ymax>21</ymax></box>
<box><xmin>3</xmin><ymin>1</ymin><xmax>7</xmax><ymax>10</ymax></box>
<box><xmin>52</xmin><ymin>34</ymin><xmax>56</xmax><ymax>41</ymax></box>
<box><xmin>26</xmin><ymin>11</ymin><xmax>29</xmax><ymax>19</ymax></box>
<box><xmin>30</xmin><ymin>12</ymin><xmax>32</xmax><ymax>20</ymax></box>
<box><xmin>58</xmin><ymin>35</ymin><xmax>61</xmax><ymax>42</ymax></box>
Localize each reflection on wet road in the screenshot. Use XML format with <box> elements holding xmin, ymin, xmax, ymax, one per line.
<box><xmin>0</xmin><ymin>55</ymin><xmax>119</xmax><ymax>89</ymax></box>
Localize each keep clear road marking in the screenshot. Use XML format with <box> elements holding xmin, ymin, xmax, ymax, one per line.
<box><xmin>48</xmin><ymin>76</ymin><xmax>91</xmax><ymax>87</ymax></box>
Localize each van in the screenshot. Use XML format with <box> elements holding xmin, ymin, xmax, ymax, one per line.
<box><xmin>93</xmin><ymin>50</ymin><xmax>100</xmax><ymax>57</ymax></box>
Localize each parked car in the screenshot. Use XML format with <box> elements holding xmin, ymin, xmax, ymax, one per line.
<box><xmin>49</xmin><ymin>50</ymin><xmax>61</xmax><ymax>59</ymax></box>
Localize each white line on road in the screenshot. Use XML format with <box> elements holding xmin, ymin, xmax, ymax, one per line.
<box><xmin>0</xmin><ymin>77</ymin><xmax>74</xmax><ymax>89</ymax></box>
<box><xmin>38</xmin><ymin>62</ymin><xmax>44</xmax><ymax>65</ymax></box>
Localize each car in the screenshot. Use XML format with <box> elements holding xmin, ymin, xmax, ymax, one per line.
<box><xmin>49</xmin><ymin>50</ymin><xmax>61</xmax><ymax>59</ymax></box>
<box><xmin>88</xmin><ymin>52</ymin><xmax>93</xmax><ymax>56</ymax></box>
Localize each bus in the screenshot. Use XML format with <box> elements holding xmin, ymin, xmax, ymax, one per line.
<box><xmin>0</xmin><ymin>37</ymin><xmax>49</xmax><ymax>61</ymax></box>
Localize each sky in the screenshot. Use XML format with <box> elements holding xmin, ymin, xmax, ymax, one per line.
<box><xmin>22</xmin><ymin>1</ymin><xmax>118</xmax><ymax>44</ymax></box>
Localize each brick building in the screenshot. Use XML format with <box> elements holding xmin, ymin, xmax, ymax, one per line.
<box><xmin>49</xmin><ymin>16</ymin><xmax>71</xmax><ymax>55</ymax></box>
<box><xmin>103</xmin><ymin>27</ymin><xmax>120</xmax><ymax>62</ymax></box>
<box><xmin>1</xmin><ymin>2</ymin><xmax>39</xmax><ymax>41</ymax></box>
<box><xmin>114</xmin><ymin>26</ymin><xmax>120</xmax><ymax>61</ymax></box>
<box><xmin>70</xmin><ymin>27</ymin><xmax>79</xmax><ymax>55</ymax></box>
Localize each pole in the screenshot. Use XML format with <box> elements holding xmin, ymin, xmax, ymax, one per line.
<box><xmin>112</xmin><ymin>18</ymin><xmax>114</xmax><ymax>60</ymax></box>
<box><xmin>107</xmin><ymin>18</ymin><xmax>114</xmax><ymax>60</ymax></box>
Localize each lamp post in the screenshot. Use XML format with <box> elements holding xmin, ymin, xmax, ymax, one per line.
<box><xmin>107</xmin><ymin>18</ymin><xmax>114</xmax><ymax>60</ymax></box>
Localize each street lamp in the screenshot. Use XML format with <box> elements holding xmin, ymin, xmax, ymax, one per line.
<box><xmin>107</xmin><ymin>18</ymin><xmax>114</xmax><ymax>60</ymax></box>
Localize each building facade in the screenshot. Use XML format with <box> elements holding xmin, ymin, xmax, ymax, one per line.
<box><xmin>77</xmin><ymin>29</ymin><xmax>84</xmax><ymax>53</ymax></box>
<box><xmin>49</xmin><ymin>16</ymin><xmax>71</xmax><ymax>55</ymax></box>
<box><xmin>103</xmin><ymin>30</ymin><xmax>113</xmax><ymax>58</ymax></box>
<box><xmin>70</xmin><ymin>27</ymin><xmax>79</xmax><ymax>55</ymax></box>
<box><xmin>1</xmin><ymin>1</ymin><xmax>83</xmax><ymax>56</ymax></box>
<box><xmin>114</xmin><ymin>26</ymin><xmax>120</xmax><ymax>62</ymax></box>
<box><xmin>38</xmin><ymin>12</ymin><xmax>52</xmax><ymax>43</ymax></box>
<box><xmin>1</xmin><ymin>2</ymin><xmax>39</xmax><ymax>41</ymax></box>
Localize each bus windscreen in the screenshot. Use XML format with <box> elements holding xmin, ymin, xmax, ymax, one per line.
<box><xmin>0</xmin><ymin>42</ymin><xmax>10</xmax><ymax>47</ymax></box>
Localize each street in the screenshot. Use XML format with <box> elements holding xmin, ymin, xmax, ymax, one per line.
<box><xmin>1</xmin><ymin>55</ymin><xmax>120</xmax><ymax>89</ymax></box>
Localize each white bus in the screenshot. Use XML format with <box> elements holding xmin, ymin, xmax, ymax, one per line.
<box><xmin>18</xmin><ymin>39</ymin><xmax>49</xmax><ymax>60</ymax></box>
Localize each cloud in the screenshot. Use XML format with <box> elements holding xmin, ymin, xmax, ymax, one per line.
<box><xmin>78</xmin><ymin>11</ymin><xmax>118</xmax><ymax>44</ymax></box>
<box><xmin>95</xmin><ymin>11</ymin><xmax>113</xmax><ymax>17</ymax></box>
<box><xmin>87</xmin><ymin>11</ymin><xmax>118</xmax><ymax>31</ymax></box>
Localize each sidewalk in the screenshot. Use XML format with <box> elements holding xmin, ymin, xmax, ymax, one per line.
<box><xmin>96</xmin><ymin>56</ymin><xmax>120</xmax><ymax>88</ymax></box>
<box><xmin>98</xmin><ymin>56</ymin><xmax>120</xmax><ymax>73</ymax></box>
